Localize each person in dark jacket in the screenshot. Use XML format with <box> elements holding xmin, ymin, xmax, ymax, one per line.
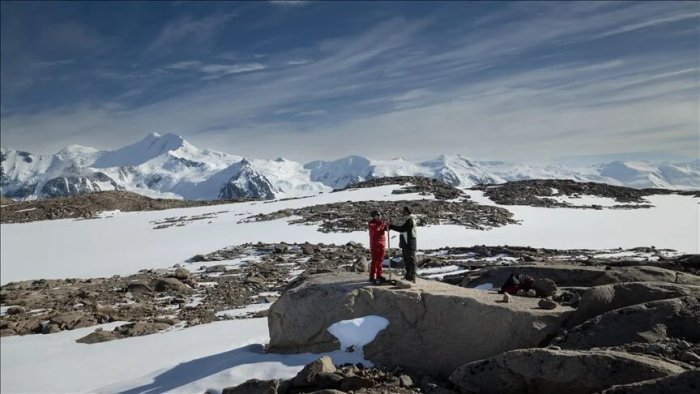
<box><xmin>368</xmin><ymin>210</ymin><xmax>388</xmax><ymax>284</ymax></box>
<box><xmin>389</xmin><ymin>206</ymin><xmax>417</xmax><ymax>282</ymax></box>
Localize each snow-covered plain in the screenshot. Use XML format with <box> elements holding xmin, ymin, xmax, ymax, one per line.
<box><xmin>2</xmin><ymin>185</ymin><xmax>697</xmax><ymax>284</ymax></box>
<box><xmin>1</xmin><ymin>184</ymin><xmax>698</xmax><ymax>393</ymax></box>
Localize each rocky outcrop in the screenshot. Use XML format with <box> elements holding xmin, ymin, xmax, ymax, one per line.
<box><xmin>462</xmin><ymin>264</ymin><xmax>700</xmax><ymax>289</ymax></box>
<box><xmin>567</xmin><ymin>282</ymin><xmax>700</xmax><ymax>327</ymax></box>
<box><xmin>601</xmin><ymin>369</ymin><xmax>700</xmax><ymax>394</ymax></box>
<box><xmin>244</xmin><ymin>199</ymin><xmax>516</xmax><ymax>233</ymax></box>
<box><xmin>39</xmin><ymin>172</ymin><xmax>122</xmax><ymax>198</ymax></box>
<box><xmin>267</xmin><ymin>271</ymin><xmax>573</xmax><ymax>377</ymax></box>
<box><xmin>448</xmin><ymin>348</ymin><xmax>685</xmax><ymax>394</ymax></box>
<box><xmin>552</xmin><ymin>296</ymin><xmax>700</xmax><ymax>350</ymax></box>
<box><xmin>0</xmin><ymin>190</ymin><xmax>240</xmax><ymax>224</ymax></box>
<box><xmin>218</xmin><ymin>159</ymin><xmax>275</xmax><ymax>200</ymax></box>
<box><xmin>223</xmin><ymin>356</ymin><xmax>439</xmax><ymax>394</ymax></box>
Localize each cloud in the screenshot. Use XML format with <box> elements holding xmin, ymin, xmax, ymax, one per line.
<box><xmin>269</xmin><ymin>1</ymin><xmax>310</xmax><ymax>6</ymax></box>
<box><xmin>1</xmin><ymin>2</ymin><xmax>698</xmax><ymax>165</ymax></box>
<box><xmin>147</xmin><ymin>12</ymin><xmax>237</xmax><ymax>53</ymax></box>
<box><xmin>589</xmin><ymin>11</ymin><xmax>700</xmax><ymax>40</ymax></box>
<box><xmin>165</xmin><ymin>61</ymin><xmax>266</xmax><ymax>79</ymax></box>
<box><xmin>32</xmin><ymin>59</ymin><xmax>76</xmax><ymax>67</ymax></box>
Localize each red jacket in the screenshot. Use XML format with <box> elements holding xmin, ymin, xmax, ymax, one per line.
<box><xmin>368</xmin><ymin>218</ymin><xmax>387</xmax><ymax>249</ymax></box>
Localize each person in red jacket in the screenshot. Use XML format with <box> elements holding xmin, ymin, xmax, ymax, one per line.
<box><xmin>368</xmin><ymin>210</ymin><xmax>388</xmax><ymax>284</ymax></box>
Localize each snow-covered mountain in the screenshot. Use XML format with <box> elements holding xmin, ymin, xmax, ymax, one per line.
<box><xmin>1</xmin><ymin>133</ymin><xmax>698</xmax><ymax>201</ymax></box>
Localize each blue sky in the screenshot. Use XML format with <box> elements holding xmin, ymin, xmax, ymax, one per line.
<box><xmin>1</xmin><ymin>1</ymin><xmax>698</xmax><ymax>164</ymax></box>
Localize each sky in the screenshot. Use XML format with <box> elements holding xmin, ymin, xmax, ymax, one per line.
<box><xmin>1</xmin><ymin>1</ymin><xmax>699</xmax><ymax>164</ymax></box>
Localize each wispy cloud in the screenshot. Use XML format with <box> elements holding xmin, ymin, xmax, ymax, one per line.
<box><xmin>147</xmin><ymin>12</ymin><xmax>237</xmax><ymax>53</ymax></box>
<box><xmin>1</xmin><ymin>2</ymin><xmax>698</xmax><ymax>164</ymax></box>
<box><xmin>165</xmin><ymin>60</ymin><xmax>266</xmax><ymax>79</ymax></box>
<box><xmin>269</xmin><ymin>1</ymin><xmax>310</xmax><ymax>6</ymax></box>
<box><xmin>33</xmin><ymin>59</ymin><xmax>76</xmax><ymax>67</ymax></box>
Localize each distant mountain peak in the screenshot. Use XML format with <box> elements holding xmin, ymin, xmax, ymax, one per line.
<box><xmin>93</xmin><ymin>132</ymin><xmax>192</xmax><ymax>168</ymax></box>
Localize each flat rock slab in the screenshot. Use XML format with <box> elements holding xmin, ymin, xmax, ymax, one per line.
<box><xmin>449</xmin><ymin>348</ymin><xmax>685</xmax><ymax>394</ymax></box>
<box><xmin>601</xmin><ymin>369</ymin><xmax>700</xmax><ymax>394</ymax></box>
<box><xmin>267</xmin><ymin>272</ymin><xmax>573</xmax><ymax>377</ymax></box>
<box><xmin>553</xmin><ymin>296</ymin><xmax>700</xmax><ymax>349</ymax></box>
<box><xmin>463</xmin><ymin>264</ymin><xmax>700</xmax><ymax>289</ymax></box>
<box><xmin>568</xmin><ymin>282</ymin><xmax>700</xmax><ymax>327</ymax></box>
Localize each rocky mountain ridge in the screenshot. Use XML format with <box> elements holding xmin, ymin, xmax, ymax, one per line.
<box><xmin>2</xmin><ymin>133</ymin><xmax>698</xmax><ymax>201</ymax></box>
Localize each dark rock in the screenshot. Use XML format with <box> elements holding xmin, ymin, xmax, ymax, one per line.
<box><xmin>313</xmin><ymin>371</ymin><xmax>343</xmax><ymax>389</ymax></box>
<box><xmin>339</xmin><ymin>376</ymin><xmax>375</xmax><ymax>391</ymax></box>
<box><xmin>76</xmin><ymin>329</ymin><xmax>120</xmax><ymax>344</ymax></box>
<box><xmin>601</xmin><ymin>369</ymin><xmax>700</xmax><ymax>394</ymax></box>
<box><xmin>553</xmin><ymin>297</ymin><xmax>700</xmax><ymax>350</ymax></box>
<box><xmin>126</xmin><ymin>281</ymin><xmax>153</xmax><ymax>295</ymax></box>
<box><xmin>6</xmin><ymin>306</ymin><xmax>26</xmax><ymax>315</ymax></box>
<box><xmin>222</xmin><ymin>379</ymin><xmax>280</xmax><ymax>394</ymax></box>
<box><xmin>151</xmin><ymin>278</ymin><xmax>191</xmax><ymax>293</ymax></box>
<box><xmin>538</xmin><ymin>297</ymin><xmax>558</xmax><ymax>310</ymax></box>
<box><xmin>533</xmin><ymin>278</ymin><xmax>557</xmax><ymax>297</ymax></box>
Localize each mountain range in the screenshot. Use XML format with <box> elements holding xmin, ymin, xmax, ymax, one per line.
<box><xmin>1</xmin><ymin>132</ymin><xmax>698</xmax><ymax>200</ymax></box>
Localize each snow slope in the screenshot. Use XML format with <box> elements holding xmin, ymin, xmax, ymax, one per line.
<box><xmin>1</xmin><ymin>185</ymin><xmax>697</xmax><ymax>284</ymax></box>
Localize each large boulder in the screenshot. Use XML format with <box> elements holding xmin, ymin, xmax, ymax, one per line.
<box><xmin>567</xmin><ymin>282</ymin><xmax>700</xmax><ymax>327</ymax></box>
<box><xmin>601</xmin><ymin>369</ymin><xmax>700</xmax><ymax>394</ymax></box>
<box><xmin>552</xmin><ymin>296</ymin><xmax>700</xmax><ymax>349</ymax></box>
<box><xmin>448</xmin><ymin>348</ymin><xmax>685</xmax><ymax>394</ymax></box>
<box><xmin>462</xmin><ymin>265</ymin><xmax>700</xmax><ymax>289</ymax></box>
<box><xmin>267</xmin><ymin>272</ymin><xmax>573</xmax><ymax>377</ymax></box>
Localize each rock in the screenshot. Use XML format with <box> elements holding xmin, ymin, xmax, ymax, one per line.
<box><xmin>302</xmin><ymin>243</ymin><xmax>316</xmax><ymax>255</ymax></box>
<box><xmin>553</xmin><ymin>297</ymin><xmax>700</xmax><ymax>349</ymax></box>
<box><xmin>680</xmin><ymin>350</ymin><xmax>700</xmax><ymax>363</ymax></box>
<box><xmin>115</xmin><ymin>321</ymin><xmax>171</xmax><ymax>337</ymax></box>
<box><xmin>274</xmin><ymin>243</ymin><xmax>288</xmax><ymax>254</ymax></box>
<box><xmin>463</xmin><ymin>265</ymin><xmax>700</xmax><ymax>289</ymax></box>
<box><xmin>0</xmin><ymin>328</ymin><xmax>17</xmax><ymax>336</ymax></box>
<box><xmin>601</xmin><ymin>369</ymin><xmax>700</xmax><ymax>393</ymax></box>
<box><xmin>151</xmin><ymin>278</ymin><xmax>191</xmax><ymax>293</ymax></box>
<box><xmin>205</xmin><ymin>265</ymin><xmax>228</xmax><ymax>273</ymax></box>
<box><xmin>339</xmin><ymin>376</ymin><xmax>375</xmax><ymax>391</ymax></box>
<box><xmin>313</xmin><ymin>372</ymin><xmax>343</xmax><ymax>389</ymax></box>
<box><xmin>13</xmin><ymin>319</ymin><xmax>42</xmax><ymax>334</ymax></box>
<box><xmin>448</xmin><ymin>348</ymin><xmax>684</xmax><ymax>394</ymax></box>
<box><xmin>538</xmin><ymin>297</ymin><xmax>557</xmax><ymax>310</ymax></box>
<box><xmin>189</xmin><ymin>254</ymin><xmax>206</xmax><ymax>262</ymax></box>
<box><xmin>50</xmin><ymin>312</ymin><xmax>85</xmax><ymax>329</ymax></box>
<box><xmin>42</xmin><ymin>324</ymin><xmax>61</xmax><ymax>334</ymax></box>
<box><xmin>76</xmin><ymin>329</ymin><xmax>119</xmax><ymax>344</ymax></box>
<box><xmin>353</xmin><ymin>256</ymin><xmax>368</xmax><ymax>273</ymax></box>
<box><xmin>395</xmin><ymin>280</ymin><xmax>413</xmax><ymax>289</ymax></box>
<box><xmin>566</xmin><ymin>282</ymin><xmax>700</xmax><ymax>328</ymax></box>
<box><xmin>172</xmin><ymin>267</ymin><xmax>190</xmax><ymax>280</ymax></box>
<box><xmin>6</xmin><ymin>306</ymin><xmax>26</xmax><ymax>315</ymax></box>
<box><xmin>126</xmin><ymin>281</ymin><xmax>153</xmax><ymax>295</ymax></box>
<box><xmin>267</xmin><ymin>272</ymin><xmax>572</xmax><ymax>377</ymax></box>
<box><xmin>533</xmin><ymin>278</ymin><xmax>557</xmax><ymax>297</ymax></box>
<box><xmin>290</xmin><ymin>356</ymin><xmax>337</xmax><ymax>387</ymax></box>
<box><xmin>502</xmin><ymin>293</ymin><xmax>510</xmax><ymax>303</ymax></box>
<box><xmin>221</xmin><ymin>379</ymin><xmax>280</xmax><ymax>394</ymax></box>
<box><xmin>244</xmin><ymin>275</ymin><xmax>265</xmax><ymax>285</ymax></box>
<box><xmin>399</xmin><ymin>374</ymin><xmax>414</xmax><ymax>387</ymax></box>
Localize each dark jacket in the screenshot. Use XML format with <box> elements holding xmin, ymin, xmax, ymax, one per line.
<box><xmin>390</xmin><ymin>214</ymin><xmax>417</xmax><ymax>250</ymax></box>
